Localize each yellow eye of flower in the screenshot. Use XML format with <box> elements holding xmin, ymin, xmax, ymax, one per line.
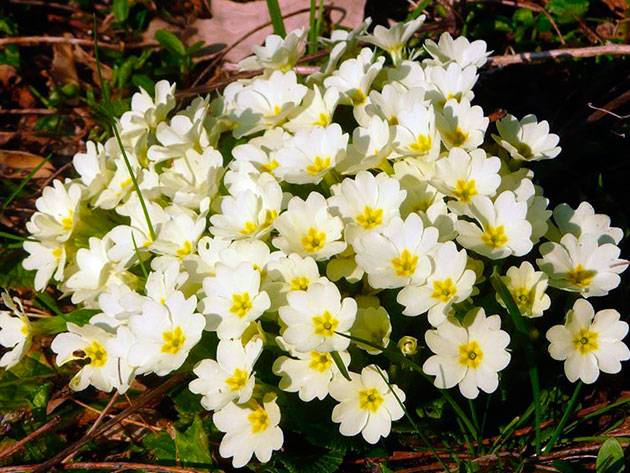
<box><xmin>355</xmin><ymin>206</ymin><xmax>383</xmax><ymax>230</ymax></box>
<box><xmin>314</xmin><ymin>113</ymin><xmax>331</xmax><ymax>127</ymax></box>
<box><xmin>512</xmin><ymin>287</ymin><xmax>532</xmax><ymax>310</ymax></box>
<box><xmin>306</xmin><ymin>156</ymin><xmax>331</xmax><ymax>175</ymax></box>
<box><xmin>358</xmin><ymin>387</ymin><xmax>384</xmax><ymax>412</ymax></box>
<box><xmin>458</xmin><ymin>340</ymin><xmax>484</xmax><ymax>369</ymax></box>
<box><xmin>260</xmin><ymin>159</ymin><xmax>279</xmax><ymax>174</ymax></box>
<box><xmin>290</xmin><ymin>276</ymin><xmax>310</xmax><ymax>291</ymax></box>
<box><xmin>350</xmin><ymin>88</ymin><xmax>367</xmax><ymax>106</ymax></box>
<box><xmin>566</xmin><ymin>264</ymin><xmax>596</xmax><ymax>288</ymax></box>
<box><xmin>572</xmin><ymin>328</ymin><xmax>599</xmax><ymax>355</ymax></box>
<box><xmin>161</xmin><ymin>327</ymin><xmax>186</xmax><ymax>354</ymax></box>
<box><xmin>241</xmin><ymin>221</ymin><xmax>258</xmax><ymax>235</ymax></box>
<box><xmin>481</xmin><ymin>225</ymin><xmax>508</xmax><ymax>249</ymax></box>
<box><xmin>247</xmin><ymin>403</ymin><xmax>270</xmax><ymax>433</ymax></box>
<box><xmin>119</xmin><ymin>178</ymin><xmax>132</xmax><ymax>190</ymax></box>
<box><xmin>446</xmin><ymin>127</ymin><xmax>469</xmax><ymax>147</ymax></box>
<box><xmin>431</xmin><ymin>278</ymin><xmax>457</xmax><ymax>302</ymax></box>
<box><xmin>409</xmin><ymin>134</ymin><xmax>433</xmax><ymax>154</ymax></box>
<box><xmin>61</xmin><ymin>210</ymin><xmax>74</xmax><ymax>230</ymax></box>
<box><xmin>176</xmin><ymin>240</ymin><xmax>193</xmax><ymax>257</ymax></box>
<box><xmin>230</xmin><ymin>292</ymin><xmax>253</xmax><ymax>318</ymax></box>
<box><xmin>84</xmin><ymin>340</ymin><xmax>108</xmax><ymax>367</ymax></box>
<box><xmin>52</xmin><ymin>247</ymin><xmax>63</xmax><ymax>259</ymax></box>
<box><xmin>225</xmin><ymin>368</ymin><xmax>249</xmax><ymax>391</ymax></box>
<box><xmin>388</xmin><ymin>115</ymin><xmax>399</xmax><ymax>126</ymax></box>
<box><xmin>262</xmin><ymin>209</ymin><xmax>278</xmax><ymax>228</ymax></box>
<box><xmin>301</xmin><ymin>227</ymin><xmax>327</xmax><ymax>253</ymax></box>
<box><xmin>312</xmin><ymin>310</ymin><xmax>339</xmax><ymax>337</ymax></box>
<box><xmin>391</xmin><ymin>249</ymin><xmax>418</xmax><ymax>277</ymax></box>
<box><xmin>453</xmin><ymin>179</ymin><xmax>477</xmax><ymax>203</ymax></box>
<box><xmin>308</xmin><ymin>352</ymin><xmax>332</xmax><ymax>372</ymax></box>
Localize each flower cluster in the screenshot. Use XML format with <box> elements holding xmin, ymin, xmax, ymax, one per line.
<box><xmin>2</xmin><ymin>17</ymin><xmax>628</xmax><ymax>468</ymax></box>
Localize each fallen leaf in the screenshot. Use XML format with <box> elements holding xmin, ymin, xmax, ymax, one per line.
<box><xmin>0</xmin><ymin>150</ymin><xmax>54</xmax><ymax>179</ymax></box>
<box><xmin>145</xmin><ymin>0</ymin><xmax>366</xmax><ymax>63</ymax></box>
<box><xmin>0</xmin><ymin>65</ymin><xmax>18</xmax><ymax>88</ymax></box>
<box><xmin>51</xmin><ymin>35</ymin><xmax>79</xmax><ymax>85</ymax></box>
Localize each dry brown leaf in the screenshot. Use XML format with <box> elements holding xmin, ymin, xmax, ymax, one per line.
<box><xmin>51</xmin><ymin>36</ymin><xmax>79</xmax><ymax>85</ymax></box>
<box><xmin>0</xmin><ymin>150</ymin><xmax>54</xmax><ymax>179</ymax></box>
<box><xmin>144</xmin><ymin>0</ymin><xmax>366</xmax><ymax>63</ymax></box>
<box><xmin>0</xmin><ymin>65</ymin><xmax>18</xmax><ymax>89</ymax></box>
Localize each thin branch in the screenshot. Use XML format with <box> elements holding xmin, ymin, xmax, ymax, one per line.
<box><xmin>70</xmin><ymin>398</ymin><xmax>160</xmax><ymax>431</ymax></box>
<box><xmin>487</xmin><ymin>44</ymin><xmax>630</xmax><ymax>66</ymax></box>
<box><xmin>0</xmin><ymin>36</ymin><xmax>158</xmax><ymax>51</ymax></box>
<box><xmin>0</xmin><ymin>416</ymin><xmax>61</xmax><ymax>460</ymax></box>
<box><xmin>0</xmin><ymin>463</ymin><xmax>206</xmax><ymax>473</ymax></box>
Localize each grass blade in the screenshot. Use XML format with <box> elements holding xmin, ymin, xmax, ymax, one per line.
<box><xmin>331</xmin><ymin>351</ymin><xmax>350</xmax><ymax>381</ymax></box>
<box><xmin>544</xmin><ymin>381</ymin><xmax>583</xmax><ymax>453</ymax></box>
<box><xmin>2</xmin><ymin>153</ymin><xmax>52</xmax><ymax>211</ymax></box>
<box><xmin>265</xmin><ymin>0</ymin><xmax>286</xmax><ymax>37</ymax></box>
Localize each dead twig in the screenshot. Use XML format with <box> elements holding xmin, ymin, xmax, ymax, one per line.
<box><xmin>487</xmin><ymin>44</ymin><xmax>630</xmax><ymax>66</ymax></box>
<box><xmin>0</xmin><ymin>36</ymin><xmax>158</xmax><ymax>51</ymax></box>
<box><xmin>0</xmin><ymin>463</ymin><xmax>206</xmax><ymax>473</ymax></box>
<box><xmin>0</xmin><ymin>109</ymin><xmax>57</xmax><ymax>115</ymax></box>
<box><xmin>0</xmin><ymin>416</ymin><xmax>61</xmax><ymax>461</ymax></box>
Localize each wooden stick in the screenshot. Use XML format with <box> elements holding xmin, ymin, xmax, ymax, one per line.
<box><xmin>0</xmin><ymin>36</ymin><xmax>158</xmax><ymax>51</ymax></box>
<box><xmin>0</xmin><ymin>416</ymin><xmax>61</xmax><ymax>460</ymax></box>
<box><xmin>487</xmin><ymin>44</ymin><xmax>630</xmax><ymax>66</ymax></box>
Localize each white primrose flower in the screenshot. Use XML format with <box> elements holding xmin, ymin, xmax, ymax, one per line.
<box><xmin>456</xmin><ymin>191</ymin><xmax>533</xmax><ymax>259</ymax></box>
<box><xmin>285</xmin><ymin>85</ymin><xmax>340</xmax><ymax>133</ymax></box>
<box><xmin>92</xmin><ymin>158</ymin><xmax>138</xmax><ymax>210</ymax></box>
<box><xmin>329</xmin><ymin>365</ymin><xmax>405</xmax><ymax>444</ymax></box>
<box><xmin>128</xmin><ymin>291</ymin><xmax>205</xmax><ymax>376</ymax></box>
<box><xmin>119</xmin><ymin>80</ymin><xmax>176</xmax><ymax>140</ymax></box>
<box><xmin>219</xmin><ymin>239</ymin><xmax>272</xmax><ymax>275</ymax></box>
<box><xmin>386</xmin><ymin>59</ymin><xmax>429</xmax><ymax>90</ymax></box>
<box><xmin>547</xmin><ymin>298</ymin><xmax>629</xmax><ymax>384</ymax></box>
<box><xmin>492</xmin><ymin>114</ymin><xmax>561</xmax><ymax>162</ymax></box>
<box><xmin>498</xmin><ymin>261</ymin><xmax>551</xmax><ymax>318</ymax></box>
<box><xmin>548</xmin><ymin>202</ymin><xmax>623</xmax><ymax>246</ymax></box>
<box><xmin>51</xmin><ymin>322</ymin><xmax>134</xmax><ymax>393</ymax></box>
<box><xmin>89</xmin><ymin>283</ymin><xmax>144</xmax><ymax>328</ymax></box>
<box><xmin>151</xmin><ymin>208</ymin><xmax>206</xmax><ymax>259</ymax></box>
<box><xmin>433</xmin><ymin>147</ymin><xmax>501</xmax><ymax>214</ymax></box>
<box><xmin>275</xmin><ymin>124</ymin><xmax>348</xmax><ymax>184</ymax></box>
<box><xmin>436</xmin><ymin>99</ymin><xmax>488</xmax><ymax>150</ymax></box>
<box><xmin>26</xmin><ymin>179</ymin><xmax>83</xmax><ymax>243</ymax></box>
<box><xmin>393</xmin><ymin>102</ymin><xmax>440</xmax><ymax>160</ymax></box>
<box><xmin>272</xmin><ymin>192</ymin><xmax>346</xmax><ymax>260</ymax></box>
<box><xmin>324</xmin><ymin>48</ymin><xmax>385</xmax><ymax>106</ymax></box>
<box><xmin>189</xmin><ymin>338</ymin><xmax>263</xmax><ymax>411</ymax></box>
<box><xmin>72</xmin><ymin>141</ymin><xmax>113</xmax><ymax>197</ymax></box>
<box><xmin>360</xmin><ymin>16</ymin><xmax>425</xmax><ymax>64</ymax></box>
<box><xmin>354</xmin><ymin>213</ymin><xmax>439</xmax><ymax>289</ymax></box>
<box><xmin>426</xmin><ymin>63</ymin><xmax>478</xmax><ymax>107</ymax></box>
<box><xmin>537</xmin><ymin>233</ymin><xmax>626</xmax><ymax>297</ymax></box>
<box><xmin>159</xmin><ymin>147</ymin><xmax>223</xmax><ymax>209</ymax></box>
<box><xmin>266</xmin><ymin>253</ymin><xmax>327</xmax><ymax>309</ymax></box>
<box><xmin>398</xmin><ymin>242</ymin><xmax>476</xmax><ymax>326</ymax></box>
<box><xmin>328</xmin><ymin>171</ymin><xmax>406</xmax><ymax>244</ymax></box>
<box><xmin>233</xmin><ymin>70</ymin><xmax>307</xmax><ymax>137</ymax></box>
<box><xmin>201</xmin><ymin>262</ymin><xmax>271</xmax><ymax>339</ymax></box>
<box><xmin>213</xmin><ymin>394</ymin><xmax>284</xmax><ymax>468</ymax></box>
<box><xmin>361</xmin><ymin>83</ymin><xmax>428</xmax><ymax>128</ymax></box>
<box><xmin>22</xmin><ymin>239</ymin><xmax>67</xmax><ymax>291</ymax></box>
<box><xmin>211</xmin><ymin>170</ymin><xmax>282</xmax><ymax>240</ymax></box>
<box><xmin>273</xmin><ymin>348</ymin><xmax>350</xmax><ymax>402</ymax></box>
<box><xmin>232</xmin><ymin>128</ymin><xmax>291</xmax><ymax>176</ymax></box>
<box><xmin>239</xmin><ymin>28</ymin><xmax>306</xmax><ymax>72</ymax></box>
<box><xmin>340</xmin><ymin>115</ymin><xmax>395</xmax><ymax>174</ymax></box>
<box><xmin>278</xmin><ymin>280</ymin><xmax>357</xmax><ymax>352</ymax></box>
<box><xmin>145</xmin><ymin>257</ymin><xmax>188</xmax><ymax>304</ymax></box>
<box><xmin>424</xmin><ymin>32</ymin><xmax>490</xmax><ymax>68</ymax></box>
<box><xmin>148</xmin><ymin>102</ymin><xmax>211</xmax><ymax>163</ymax></box>
<box><xmin>0</xmin><ymin>293</ymin><xmax>31</xmax><ymax>369</ymax></box>
<box><xmin>423</xmin><ymin>307</ymin><xmax>511</xmax><ymax>399</ymax></box>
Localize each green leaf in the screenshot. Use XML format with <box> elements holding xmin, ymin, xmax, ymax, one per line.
<box><xmin>548</xmin><ymin>0</ymin><xmax>589</xmax><ymax>24</ymax></box>
<box><xmin>155</xmin><ymin>29</ymin><xmax>187</xmax><ymax>57</ymax></box>
<box><xmin>331</xmin><ymin>351</ymin><xmax>350</xmax><ymax>381</ymax></box>
<box><xmin>142</xmin><ymin>431</ymin><xmax>177</xmax><ymax>462</ymax></box>
<box><xmin>596</xmin><ymin>438</ymin><xmax>625</xmax><ymax>473</ymax></box>
<box><xmin>174</xmin><ymin>416</ymin><xmax>213</xmax><ymax>466</ymax></box>
<box><xmin>276</xmin><ymin>445</ymin><xmax>346</xmax><ymax>473</ymax></box>
<box><xmin>265</xmin><ymin>0</ymin><xmax>286</xmax><ymax>37</ymax></box>
<box><xmin>112</xmin><ymin>0</ymin><xmax>130</xmax><ymax>22</ymax></box>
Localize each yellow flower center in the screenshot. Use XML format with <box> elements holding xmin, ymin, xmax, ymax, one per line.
<box><xmin>453</xmin><ymin>179</ymin><xmax>477</xmax><ymax>203</ymax></box>
<box><xmin>52</xmin><ymin>247</ymin><xmax>63</xmax><ymax>259</ymax></box>
<box><xmin>409</xmin><ymin>134</ymin><xmax>433</xmax><ymax>155</ymax></box>
<box><xmin>312</xmin><ymin>310</ymin><xmax>339</xmax><ymax>337</ymax></box>
<box><xmin>270</xmin><ymin>105</ymin><xmax>281</xmax><ymax>117</ymax></box>
<box><xmin>355</xmin><ymin>206</ymin><xmax>383</xmax><ymax>230</ymax></box>
<box><xmin>431</xmin><ymin>278</ymin><xmax>457</xmax><ymax>302</ymax></box>
<box><xmin>230</xmin><ymin>292</ymin><xmax>253</xmax><ymax>318</ymax></box>
<box><xmin>481</xmin><ymin>225</ymin><xmax>508</xmax><ymax>249</ymax></box>
<box><xmin>446</xmin><ymin>127</ymin><xmax>469</xmax><ymax>147</ymax></box>
<box><xmin>359</xmin><ymin>387</ymin><xmax>384</xmax><ymax>413</ymax></box>
<box><xmin>512</xmin><ymin>286</ymin><xmax>532</xmax><ymax>311</ymax></box>
<box><xmin>240</xmin><ymin>221</ymin><xmax>258</xmax><ymax>235</ymax></box>
<box><xmin>391</xmin><ymin>249</ymin><xmax>418</xmax><ymax>277</ymax></box>
<box><xmin>446</xmin><ymin>92</ymin><xmax>463</xmax><ymax>102</ymax></box>
<box><xmin>566</xmin><ymin>264</ymin><xmax>596</xmax><ymax>288</ymax></box>
<box><xmin>301</xmin><ymin>227</ymin><xmax>326</xmax><ymax>253</ymax></box>
<box><xmin>176</xmin><ymin>240</ymin><xmax>193</xmax><ymax>257</ymax></box>
<box><xmin>290</xmin><ymin>276</ymin><xmax>310</xmax><ymax>291</ymax></box>
<box><xmin>388</xmin><ymin>115</ymin><xmax>399</xmax><ymax>126</ymax></box>
<box><xmin>262</xmin><ymin>209</ymin><xmax>278</xmax><ymax>228</ymax></box>
<box><xmin>119</xmin><ymin>177</ymin><xmax>132</xmax><ymax>190</ymax></box>
<box><xmin>20</xmin><ymin>322</ymin><xmax>29</xmax><ymax>336</ymax></box>
<box><xmin>349</xmin><ymin>88</ymin><xmax>367</xmax><ymax>106</ymax></box>
<box><xmin>314</xmin><ymin>113</ymin><xmax>331</xmax><ymax>127</ymax></box>
<box><xmin>61</xmin><ymin>210</ymin><xmax>74</xmax><ymax>230</ymax></box>
<box><xmin>225</xmin><ymin>368</ymin><xmax>249</xmax><ymax>391</ymax></box>
<box><xmin>260</xmin><ymin>160</ymin><xmax>279</xmax><ymax>174</ymax></box>
<box><xmin>458</xmin><ymin>340</ymin><xmax>484</xmax><ymax>369</ymax></box>
<box><xmin>84</xmin><ymin>340</ymin><xmax>108</xmax><ymax>367</ymax></box>
<box><xmin>573</xmin><ymin>328</ymin><xmax>599</xmax><ymax>355</ymax></box>
<box><xmin>161</xmin><ymin>326</ymin><xmax>186</xmax><ymax>354</ymax></box>
<box><xmin>306</xmin><ymin>155</ymin><xmax>331</xmax><ymax>175</ymax></box>
<box><xmin>308</xmin><ymin>352</ymin><xmax>332</xmax><ymax>372</ymax></box>
<box><xmin>247</xmin><ymin>403</ymin><xmax>270</xmax><ymax>433</ymax></box>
